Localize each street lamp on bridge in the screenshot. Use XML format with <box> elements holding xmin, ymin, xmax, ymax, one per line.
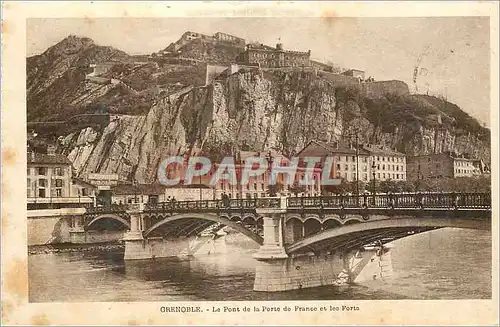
<box><xmin>371</xmin><ymin>161</ymin><xmax>377</xmax><ymax>202</ymax></box>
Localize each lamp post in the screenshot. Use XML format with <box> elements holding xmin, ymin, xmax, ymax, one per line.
<box><xmin>371</xmin><ymin>161</ymin><xmax>377</xmax><ymax>203</ymax></box>
<box><xmin>133</xmin><ymin>180</ymin><xmax>138</xmax><ymax>204</ymax></box>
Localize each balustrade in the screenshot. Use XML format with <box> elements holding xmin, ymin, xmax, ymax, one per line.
<box><xmin>86</xmin><ymin>193</ymin><xmax>491</xmax><ymax>215</ymax></box>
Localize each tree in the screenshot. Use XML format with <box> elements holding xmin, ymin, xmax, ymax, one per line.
<box><xmin>267</xmin><ymin>182</ymin><xmax>284</xmax><ymax>197</ymax></box>
<box><xmin>321</xmin><ymin>178</ymin><xmax>349</xmax><ymax>195</ymax></box>
<box><xmin>365</xmin><ymin>180</ymin><xmax>381</xmax><ymax>194</ymax></box>
<box><xmin>379</xmin><ymin>179</ymin><xmax>400</xmax><ymax>193</ymax></box>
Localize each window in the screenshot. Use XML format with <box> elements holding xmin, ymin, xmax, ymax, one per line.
<box><xmin>377</xmin><ymin>173</ymin><xmax>380</xmax><ymax>179</ymax></box>
<box><xmin>382</xmin><ymin>164</ymin><xmax>385</xmax><ymax>170</ymax></box>
<box><xmin>55</xmin><ymin>179</ymin><xmax>63</xmax><ymax>187</ymax></box>
<box><xmin>261</xmin><ymin>183</ymin><xmax>265</xmax><ymax>190</ymax></box>
<box><xmin>352</xmin><ymin>156</ymin><xmax>355</xmax><ymax>161</ymax></box>
<box><xmin>54</xmin><ymin>167</ymin><xmax>63</xmax><ymax>176</ymax></box>
<box><xmin>254</xmin><ymin>183</ymin><xmax>257</xmax><ymax>190</ymax></box>
<box><xmin>38</xmin><ymin>179</ymin><xmax>47</xmax><ymax>187</ymax></box>
<box><xmin>383</xmin><ymin>173</ymin><xmax>386</xmax><ymax>179</ymax></box>
<box><xmin>55</xmin><ymin>189</ymin><xmax>62</xmax><ymax>197</ymax></box>
<box><xmin>27</xmin><ymin>168</ymin><xmax>31</xmax><ymax>175</ymax></box>
<box><xmin>38</xmin><ymin>189</ymin><xmax>46</xmax><ymax>198</ymax></box>
<box><xmin>396</xmin><ymin>165</ymin><xmax>399</xmax><ymax>171</ymax></box>
<box><xmin>352</xmin><ymin>165</ymin><xmax>355</xmax><ymax>171</ymax></box>
<box><xmin>337</xmin><ymin>164</ymin><xmax>341</xmax><ymax>170</ymax></box>
<box><xmin>38</xmin><ymin>167</ymin><xmax>46</xmax><ymax>175</ymax></box>
<box><xmin>345</xmin><ymin>164</ymin><xmax>349</xmax><ymax>170</ymax></box>
<box><xmin>82</xmin><ymin>188</ymin><xmax>88</xmax><ymax>196</ymax></box>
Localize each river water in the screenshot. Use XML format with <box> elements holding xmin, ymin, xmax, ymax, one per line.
<box><xmin>28</xmin><ymin>228</ymin><xmax>491</xmax><ymax>302</ymax></box>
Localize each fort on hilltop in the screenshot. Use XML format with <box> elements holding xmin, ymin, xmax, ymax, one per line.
<box><xmin>236</xmin><ymin>42</ymin><xmax>311</xmax><ymax>68</ymax></box>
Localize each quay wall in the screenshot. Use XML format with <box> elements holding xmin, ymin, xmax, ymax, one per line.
<box><xmin>27</xmin><ymin>216</ymin><xmax>71</xmax><ymax>246</ymax></box>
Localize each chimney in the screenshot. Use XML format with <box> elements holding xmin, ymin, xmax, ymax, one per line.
<box><xmin>47</xmin><ymin>145</ymin><xmax>56</xmax><ymax>156</ymax></box>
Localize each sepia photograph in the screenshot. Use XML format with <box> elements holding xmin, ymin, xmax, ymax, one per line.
<box><xmin>2</xmin><ymin>1</ymin><xmax>498</xmax><ymax>325</ymax></box>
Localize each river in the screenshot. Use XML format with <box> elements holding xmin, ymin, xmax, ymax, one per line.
<box><xmin>28</xmin><ymin>228</ymin><xmax>491</xmax><ymax>302</ymax></box>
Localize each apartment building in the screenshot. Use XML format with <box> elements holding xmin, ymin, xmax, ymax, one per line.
<box><xmin>406</xmin><ymin>152</ymin><xmax>476</xmax><ymax>180</ymax></box>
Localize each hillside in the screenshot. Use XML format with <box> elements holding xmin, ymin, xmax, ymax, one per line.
<box><xmin>27</xmin><ymin>35</ymin><xmax>491</xmax><ymax>183</ymax></box>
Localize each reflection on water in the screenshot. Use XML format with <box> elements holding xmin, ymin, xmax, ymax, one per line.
<box><xmin>28</xmin><ymin>228</ymin><xmax>491</xmax><ymax>302</ymax></box>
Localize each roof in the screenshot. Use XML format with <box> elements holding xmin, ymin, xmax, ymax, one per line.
<box><xmin>361</xmin><ymin>145</ymin><xmax>405</xmax><ymax>157</ymax></box>
<box><xmin>164</xmin><ymin>184</ymin><xmax>213</xmax><ymax>189</ymax></box>
<box><xmin>72</xmin><ymin>178</ymin><xmax>98</xmax><ymax>189</ymax></box>
<box><xmin>111</xmin><ymin>183</ymin><xmax>166</xmax><ymax>195</ymax></box>
<box><xmin>27</xmin><ymin>152</ymin><xmax>72</xmax><ymax>166</ymax></box>
<box><xmin>297</xmin><ymin>140</ymin><xmax>370</xmax><ymax>156</ymax></box>
<box><xmin>344</xmin><ymin>69</ymin><xmax>365</xmax><ymax>73</ymax></box>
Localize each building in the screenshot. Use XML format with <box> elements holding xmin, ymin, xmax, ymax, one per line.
<box><xmin>472</xmin><ymin>159</ymin><xmax>490</xmax><ymax>175</ymax></box>
<box><xmin>296</xmin><ymin>140</ymin><xmax>371</xmax><ymax>183</ymax></box>
<box><xmin>362</xmin><ymin>145</ymin><xmax>407</xmax><ymax>181</ymax></box>
<box><xmin>111</xmin><ymin>183</ymin><xmax>167</xmax><ymax>205</ymax></box>
<box><xmin>406</xmin><ymin>153</ymin><xmax>476</xmax><ymax>180</ymax></box>
<box><xmin>213</xmin><ymin>32</ymin><xmax>245</xmax><ymax>46</ymax></box>
<box><xmin>27</xmin><ymin>146</ymin><xmax>73</xmax><ymax>199</ymax></box>
<box><xmin>342</xmin><ymin>69</ymin><xmax>365</xmax><ymax>80</ymax></box>
<box><xmin>296</xmin><ymin>140</ymin><xmax>407</xmax><ymax>186</ymax></box>
<box><xmin>163</xmin><ymin>31</ymin><xmax>246</xmax><ymax>53</ymax></box>
<box><xmin>27</xmin><ymin>146</ymin><xmax>97</xmax><ymax>209</ymax></box>
<box><xmin>164</xmin><ymin>184</ymin><xmax>215</xmax><ymax>201</ymax></box>
<box><xmin>159</xmin><ymin>151</ymin><xmax>322</xmax><ymax>200</ymax></box>
<box><xmin>71</xmin><ymin>178</ymin><xmax>98</xmax><ymax>198</ymax></box>
<box><xmin>236</xmin><ymin>43</ymin><xmax>311</xmax><ymax>68</ymax></box>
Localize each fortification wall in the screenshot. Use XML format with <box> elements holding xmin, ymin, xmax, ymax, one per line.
<box><xmin>362</xmin><ymin>80</ymin><xmax>410</xmax><ymax>98</ymax></box>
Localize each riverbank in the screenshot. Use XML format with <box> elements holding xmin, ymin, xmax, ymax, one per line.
<box><xmin>28</xmin><ymin>242</ymin><xmax>124</xmax><ymax>255</ymax></box>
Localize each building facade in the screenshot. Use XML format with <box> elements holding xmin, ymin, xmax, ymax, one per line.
<box><xmin>406</xmin><ymin>153</ymin><xmax>476</xmax><ymax>180</ymax></box>
<box><xmin>164</xmin><ymin>185</ymin><xmax>215</xmax><ymax>201</ymax></box>
<box><xmin>296</xmin><ymin>140</ymin><xmax>407</xmax><ymax>185</ymax></box>
<box><xmin>297</xmin><ymin>140</ymin><xmax>371</xmax><ymax>183</ymax></box>
<box><xmin>111</xmin><ymin>183</ymin><xmax>166</xmax><ymax>205</ymax></box>
<box><xmin>237</xmin><ymin>43</ymin><xmax>311</xmax><ymax>68</ymax></box>
<box><xmin>362</xmin><ymin>145</ymin><xmax>407</xmax><ymax>181</ymax></box>
<box><xmin>213</xmin><ymin>32</ymin><xmax>245</xmax><ymax>46</ymax></box>
<box><xmin>342</xmin><ymin>69</ymin><xmax>365</xmax><ymax>80</ymax></box>
<box><xmin>27</xmin><ymin>146</ymin><xmax>72</xmax><ymax>199</ymax></box>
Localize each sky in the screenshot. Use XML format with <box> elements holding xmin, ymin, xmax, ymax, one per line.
<box><xmin>27</xmin><ymin>17</ymin><xmax>491</xmax><ymax>126</ymax></box>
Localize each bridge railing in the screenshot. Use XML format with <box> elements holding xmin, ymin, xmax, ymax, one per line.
<box><xmin>286</xmin><ymin>192</ymin><xmax>491</xmax><ymax>210</ymax></box>
<box><xmin>143</xmin><ymin>197</ymin><xmax>281</xmax><ymax>212</ymax></box>
<box><xmin>91</xmin><ymin>192</ymin><xmax>490</xmax><ymax>213</ymax></box>
<box><xmin>86</xmin><ymin>203</ymin><xmax>128</xmax><ymax>214</ymax></box>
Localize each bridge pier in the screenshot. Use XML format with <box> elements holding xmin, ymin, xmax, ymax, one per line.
<box><xmin>253</xmin><ymin>207</ymin><xmax>394</xmax><ymax>292</ymax></box>
<box><xmin>69</xmin><ymin>216</ymin><xmax>86</xmax><ymax>244</ymax></box>
<box><xmin>123</xmin><ymin>213</ymin><xmax>151</xmax><ymax>260</ymax></box>
<box><xmin>253</xmin><ymin>247</ymin><xmax>394</xmax><ymax>292</ymax></box>
<box><xmin>123</xmin><ymin>212</ymin><xmax>229</xmax><ymax>260</ymax></box>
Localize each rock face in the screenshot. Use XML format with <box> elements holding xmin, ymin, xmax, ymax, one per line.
<box><xmin>28</xmin><ymin>36</ymin><xmax>490</xmax><ymax>183</ymax></box>
<box><xmin>58</xmin><ymin>69</ymin><xmax>490</xmax><ymax>183</ymax></box>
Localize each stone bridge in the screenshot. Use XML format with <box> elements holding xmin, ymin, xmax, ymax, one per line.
<box><xmin>77</xmin><ymin>192</ymin><xmax>491</xmax><ymax>292</ymax></box>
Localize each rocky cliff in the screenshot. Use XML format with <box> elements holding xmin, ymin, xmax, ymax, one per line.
<box><xmin>28</xmin><ymin>36</ymin><xmax>490</xmax><ymax>183</ymax></box>
<box><xmin>57</xmin><ymin>69</ymin><xmax>490</xmax><ymax>183</ymax></box>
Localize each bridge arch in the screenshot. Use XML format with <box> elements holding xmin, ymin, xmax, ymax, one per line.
<box><xmin>144</xmin><ymin>213</ymin><xmax>263</xmax><ymax>245</ymax></box>
<box><xmin>287</xmin><ymin>217</ymin><xmax>490</xmax><ymax>254</ymax></box>
<box><xmin>85</xmin><ymin>214</ymin><xmax>131</xmax><ymax>230</ymax></box>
